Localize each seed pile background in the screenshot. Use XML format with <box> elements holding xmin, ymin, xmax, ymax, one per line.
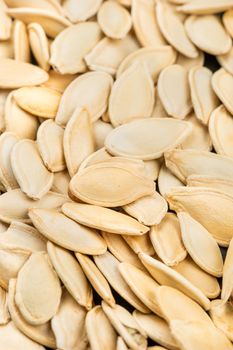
<box><xmin>0</xmin><ymin>0</ymin><xmax>232</xmax><ymax>349</ymax></box>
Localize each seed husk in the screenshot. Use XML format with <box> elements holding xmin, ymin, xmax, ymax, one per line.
<box><xmin>86</xmin><ymin>305</ymin><xmax>117</xmax><ymax>350</ymax></box>
<box><xmin>75</xmin><ymin>252</ymin><xmax>115</xmax><ymax>306</ymax></box>
<box><xmin>14</xmin><ymin>86</ymin><xmax>61</xmax><ymax>118</ymax></box>
<box><xmin>29</xmin><ymin>208</ymin><xmax>107</xmax><ymax>254</ymax></box>
<box><xmin>105</xmin><ymin>118</ymin><xmax>192</xmax><ymax>160</ymax></box>
<box><xmin>28</xmin><ymin>22</ymin><xmax>50</xmax><ymax>71</ymax></box>
<box><xmin>109</xmin><ymin>62</ymin><xmax>154</xmax><ymax>127</ymax></box>
<box><xmin>15</xmin><ymin>251</ymin><xmax>62</xmax><ymax>325</ymax></box>
<box><xmin>69</xmin><ymin>162</ymin><xmax>155</xmax><ymax>207</ymax></box>
<box><xmin>8</xmin><ymin>279</ymin><xmax>56</xmax><ymax>348</ymax></box>
<box><xmin>63</xmin><ymin>107</ymin><xmax>95</xmax><ymax>177</ymax></box>
<box><xmin>166</xmin><ymin>186</ymin><xmax>233</xmax><ymax>246</ymax></box>
<box><xmin>50</xmin><ymin>22</ymin><xmax>102</xmax><ymax>74</ymax></box>
<box><xmin>102</xmin><ymin>301</ymin><xmax>148</xmax><ymax>350</ymax></box>
<box><xmin>172</xmin><ymin>257</ymin><xmax>220</xmax><ymax>299</ymax></box>
<box><xmin>149</xmin><ymin>213</ymin><xmax>187</xmax><ymax>267</ymax></box>
<box><xmin>133</xmin><ymin>311</ymin><xmax>178</xmax><ymax>350</ymax></box>
<box><xmin>94</xmin><ymin>252</ymin><xmax>149</xmax><ymax>313</ymax></box>
<box><xmin>139</xmin><ymin>253</ymin><xmax>210</xmax><ymax>310</ymax></box>
<box><xmin>131</xmin><ymin>0</ymin><xmax>166</xmax><ymax>47</ymax></box>
<box><xmin>11</xmin><ymin>140</ymin><xmax>54</xmax><ymax>200</ymax></box>
<box><xmin>0</xmin><ymin>58</ymin><xmax>48</xmax><ymax>88</ymax></box>
<box><xmin>37</xmin><ymin>119</ymin><xmax>65</xmax><ymax>173</ymax></box>
<box><xmin>47</xmin><ymin>242</ymin><xmax>93</xmax><ymax>310</ymax></box>
<box><xmin>51</xmin><ymin>288</ymin><xmax>88</xmax><ymax>350</ymax></box>
<box><xmin>63</xmin><ymin>202</ymin><xmax>149</xmax><ymax>235</ymax></box>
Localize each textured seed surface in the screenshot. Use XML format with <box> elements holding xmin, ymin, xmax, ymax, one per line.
<box><xmin>1</xmin><ymin>1</ymin><xmax>233</xmax><ymax>347</ymax></box>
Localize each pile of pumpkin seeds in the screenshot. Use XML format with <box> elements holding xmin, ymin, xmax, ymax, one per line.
<box><xmin>0</xmin><ymin>0</ymin><xmax>233</xmax><ymax>349</ymax></box>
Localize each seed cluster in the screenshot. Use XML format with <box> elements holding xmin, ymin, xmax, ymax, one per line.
<box><xmin>0</xmin><ymin>0</ymin><xmax>233</xmax><ymax>349</ymax></box>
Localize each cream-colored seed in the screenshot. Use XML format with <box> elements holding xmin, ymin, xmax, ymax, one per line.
<box><xmin>1</xmin><ymin>0</ymin><xmax>233</xmax><ymax>346</ymax></box>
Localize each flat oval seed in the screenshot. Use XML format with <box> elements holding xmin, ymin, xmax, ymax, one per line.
<box><xmin>47</xmin><ymin>242</ymin><xmax>93</xmax><ymax>310</ymax></box>
<box><xmin>156</xmin><ymin>0</ymin><xmax>198</xmax><ymax>58</ymax></box>
<box><xmin>105</xmin><ymin>118</ymin><xmax>192</xmax><ymax>160</ymax></box>
<box><xmin>63</xmin><ymin>0</ymin><xmax>103</xmax><ymax>22</ymax></box>
<box><xmin>37</xmin><ymin>120</ymin><xmax>65</xmax><ymax>172</ymax></box>
<box><xmin>94</xmin><ymin>252</ymin><xmax>149</xmax><ymax>313</ymax></box>
<box><xmin>131</xmin><ymin>0</ymin><xmax>166</xmax><ymax>47</ymax></box>
<box><xmin>123</xmin><ymin>233</ymin><xmax>155</xmax><ymax>256</ymax></box>
<box><xmin>11</xmin><ymin>140</ymin><xmax>54</xmax><ymax>200</ymax></box>
<box><xmin>0</xmin><ymin>221</ymin><xmax>46</xmax><ymax>253</ymax></box>
<box><xmin>158</xmin><ymin>164</ymin><xmax>184</xmax><ymax>198</ymax></box>
<box><xmin>29</xmin><ymin>208</ymin><xmax>107</xmax><ymax>254</ymax></box>
<box><xmin>5</xmin><ymin>91</ymin><xmax>39</xmax><ymax>140</ymax></box>
<box><xmin>84</xmin><ymin>34</ymin><xmax>139</xmax><ymax>76</ymax></box>
<box><xmin>155</xmin><ymin>286</ymin><xmax>213</xmax><ymax>325</ymax></box>
<box><xmin>14</xmin><ymin>86</ymin><xmax>61</xmax><ymax>118</ymax></box>
<box><xmin>63</xmin><ymin>108</ymin><xmax>95</xmax><ymax>177</ymax></box>
<box><xmin>4</xmin><ymin>0</ymin><xmax>64</xmax><ymax>14</ymax></box>
<box><xmin>0</xmin><ymin>58</ymin><xmax>48</xmax><ymax>88</ymax></box>
<box><xmin>50</xmin><ymin>22</ymin><xmax>102</xmax><ymax>74</ymax></box>
<box><xmin>166</xmin><ymin>186</ymin><xmax>233</xmax><ymax>246</ymax></box>
<box><xmin>123</xmin><ymin>192</ymin><xmax>168</xmax><ymax>226</ymax></box>
<box><xmin>133</xmin><ymin>311</ymin><xmax>178</xmax><ymax>350</ymax></box>
<box><xmin>55</xmin><ymin>71</ymin><xmax>113</xmax><ymax>127</ymax></box>
<box><xmin>210</xmin><ymin>300</ymin><xmax>233</xmax><ymax>341</ymax></box>
<box><xmin>209</xmin><ymin>105</ymin><xmax>233</xmax><ymax>157</ymax></box>
<box><xmin>0</xmin><ymin>249</ymin><xmax>29</xmax><ymax>290</ymax></box>
<box><xmin>28</xmin><ymin>23</ymin><xmax>50</xmax><ymax>71</ymax></box>
<box><xmin>150</xmin><ymin>213</ymin><xmax>187</xmax><ymax>267</ymax></box>
<box><xmin>0</xmin><ymin>132</ymin><xmax>19</xmax><ymax>190</ymax></box>
<box><xmin>109</xmin><ymin>62</ymin><xmax>154</xmax><ymax>127</ymax></box>
<box><xmin>76</xmin><ymin>252</ymin><xmax>115</xmax><ymax>306</ymax></box>
<box><xmin>119</xmin><ymin>262</ymin><xmax>162</xmax><ymax>316</ymax></box>
<box><xmin>8</xmin><ymin>279</ymin><xmax>56</xmax><ymax>348</ymax></box>
<box><xmin>13</xmin><ymin>20</ymin><xmax>30</xmax><ymax>63</ymax></box>
<box><xmin>187</xmin><ymin>175</ymin><xmax>233</xmax><ymax>197</ymax></box>
<box><xmin>169</xmin><ymin>319</ymin><xmax>233</xmax><ymax>350</ymax></box>
<box><xmin>139</xmin><ymin>253</ymin><xmax>210</xmax><ymax>310</ymax></box>
<box><xmin>222</xmin><ymin>238</ymin><xmax>233</xmax><ymax>302</ymax></box>
<box><xmin>212</xmin><ymin>68</ymin><xmax>233</xmax><ymax>115</ymax></box>
<box><xmin>164</xmin><ymin>149</ymin><xmax>233</xmax><ymax>183</ymax></box>
<box><xmin>189</xmin><ymin>66</ymin><xmax>219</xmax><ymax>125</ymax></box>
<box><xmin>51</xmin><ymin>289</ymin><xmax>88</xmax><ymax>350</ymax></box>
<box><xmin>158</xmin><ymin>65</ymin><xmax>192</xmax><ymax>119</ymax></box>
<box><xmin>15</xmin><ymin>252</ymin><xmax>61</xmax><ymax>325</ymax></box>
<box><xmin>172</xmin><ymin>257</ymin><xmax>220</xmax><ymax>299</ymax></box>
<box><xmin>185</xmin><ymin>15</ymin><xmax>231</xmax><ymax>55</ymax></box>
<box><xmin>0</xmin><ymin>322</ymin><xmax>46</xmax><ymax>350</ymax></box>
<box><xmin>102</xmin><ymin>232</ymin><xmax>145</xmax><ymax>270</ymax></box>
<box><xmin>117</xmin><ymin>46</ymin><xmax>177</xmax><ymax>83</ymax></box>
<box><xmin>178</xmin><ymin>212</ymin><xmax>223</xmax><ymax>277</ymax></box>
<box><xmin>7</xmin><ymin>8</ymin><xmax>71</xmax><ymax>38</ymax></box>
<box><xmin>178</xmin><ymin>0</ymin><xmax>233</xmax><ymax>14</ymax></box>
<box><xmin>102</xmin><ymin>302</ymin><xmax>147</xmax><ymax>350</ymax></box>
<box><xmin>0</xmin><ymin>189</ymin><xmax>68</xmax><ymax>224</ymax></box>
<box><xmin>86</xmin><ymin>306</ymin><xmax>117</xmax><ymax>350</ymax></box>
<box><xmin>63</xmin><ymin>202</ymin><xmax>149</xmax><ymax>235</ymax></box>
<box><xmin>69</xmin><ymin>162</ymin><xmax>155</xmax><ymax>207</ymax></box>
<box><xmin>97</xmin><ymin>1</ymin><xmax>132</xmax><ymax>39</ymax></box>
